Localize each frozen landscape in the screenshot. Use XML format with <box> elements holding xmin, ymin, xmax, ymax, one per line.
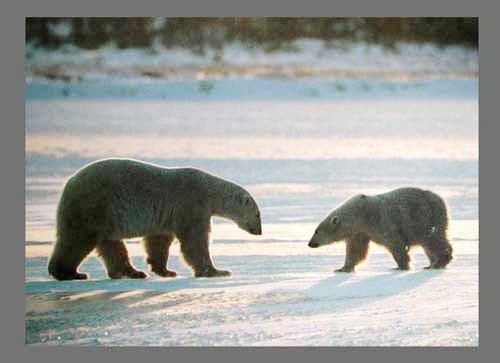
<box><xmin>25</xmin><ymin>41</ymin><xmax>478</xmax><ymax>346</ymax></box>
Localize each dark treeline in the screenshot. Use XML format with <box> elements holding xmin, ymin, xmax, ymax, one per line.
<box><xmin>26</xmin><ymin>18</ymin><xmax>478</xmax><ymax>52</ymax></box>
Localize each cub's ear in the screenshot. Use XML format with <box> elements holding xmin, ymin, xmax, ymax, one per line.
<box><xmin>241</xmin><ymin>195</ymin><xmax>251</xmax><ymax>206</ymax></box>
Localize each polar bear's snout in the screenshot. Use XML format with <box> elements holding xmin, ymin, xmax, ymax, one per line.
<box><xmin>308</xmin><ymin>227</ymin><xmax>323</xmax><ymax>248</ymax></box>
<box><xmin>248</xmin><ymin>222</ymin><xmax>262</xmax><ymax>235</ymax></box>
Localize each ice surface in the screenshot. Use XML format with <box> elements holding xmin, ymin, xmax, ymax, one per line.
<box><xmin>25</xmin><ymin>240</ymin><xmax>478</xmax><ymax>346</ymax></box>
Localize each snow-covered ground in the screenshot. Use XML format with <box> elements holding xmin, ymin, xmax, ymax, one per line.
<box><xmin>25</xmin><ymin>43</ymin><xmax>478</xmax><ymax>346</ymax></box>
<box><xmin>26</xmin><ymin>236</ymin><xmax>478</xmax><ymax>346</ymax></box>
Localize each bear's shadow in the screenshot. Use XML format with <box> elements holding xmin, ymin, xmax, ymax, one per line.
<box><xmin>25</xmin><ymin>272</ymin><xmax>273</xmax><ymax>296</ymax></box>
<box><xmin>304</xmin><ymin>269</ymin><xmax>444</xmax><ymax>311</ymax></box>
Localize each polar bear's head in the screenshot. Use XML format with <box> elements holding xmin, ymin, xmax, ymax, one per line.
<box><xmin>308</xmin><ymin>194</ymin><xmax>376</xmax><ymax>248</ymax></box>
<box><xmin>235</xmin><ymin>192</ymin><xmax>262</xmax><ymax>235</ymax></box>
<box><xmin>220</xmin><ymin>188</ymin><xmax>262</xmax><ymax>236</ymax></box>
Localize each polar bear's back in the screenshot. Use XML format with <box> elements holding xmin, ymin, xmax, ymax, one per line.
<box><xmin>63</xmin><ymin>158</ymin><xmax>211</xmax><ymax>199</ymax></box>
<box><xmin>373</xmin><ymin>187</ymin><xmax>448</xmax><ymax>242</ymax></box>
<box><xmin>56</xmin><ymin>158</ymin><xmax>211</xmax><ymax>240</ymax></box>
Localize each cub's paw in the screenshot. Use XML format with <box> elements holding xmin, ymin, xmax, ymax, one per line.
<box><xmin>212</xmin><ymin>269</ymin><xmax>231</xmax><ymax>277</ymax></box>
<box><xmin>392</xmin><ymin>266</ymin><xmax>410</xmax><ymax>271</ymax></box>
<box><xmin>195</xmin><ymin>268</ymin><xmax>231</xmax><ymax>278</ymax></box>
<box><xmin>424</xmin><ymin>264</ymin><xmax>447</xmax><ymax>270</ymax></box>
<box><xmin>334</xmin><ymin>267</ymin><xmax>354</xmax><ymax>273</ymax></box>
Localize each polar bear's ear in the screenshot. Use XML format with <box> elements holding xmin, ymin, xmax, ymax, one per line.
<box><xmin>329</xmin><ymin>215</ymin><xmax>339</xmax><ymax>225</ymax></box>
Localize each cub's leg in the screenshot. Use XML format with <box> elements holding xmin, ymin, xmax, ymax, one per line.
<box><xmin>96</xmin><ymin>240</ymin><xmax>148</xmax><ymax>279</ymax></box>
<box><xmin>48</xmin><ymin>237</ymin><xmax>96</xmax><ymax>280</ymax></box>
<box><xmin>143</xmin><ymin>234</ymin><xmax>177</xmax><ymax>277</ymax></box>
<box><xmin>423</xmin><ymin>237</ymin><xmax>453</xmax><ymax>269</ymax></box>
<box><xmin>422</xmin><ymin>245</ymin><xmax>437</xmax><ymax>268</ymax></box>
<box><xmin>177</xmin><ymin>226</ymin><xmax>230</xmax><ymax>278</ymax></box>
<box><xmin>335</xmin><ymin>235</ymin><xmax>370</xmax><ymax>273</ymax></box>
<box><xmin>388</xmin><ymin>243</ymin><xmax>411</xmax><ymax>270</ymax></box>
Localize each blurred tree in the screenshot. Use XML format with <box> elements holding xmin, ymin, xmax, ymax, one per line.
<box><xmin>160</xmin><ymin>18</ymin><xmax>207</xmax><ymax>53</ymax></box>
<box><xmin>112</xmin><ymin>18</ymin><xmax>153</xmax><ymax>48</ymax></box>
<box><xmin>26</xmin><ymin>17</ymin><xmax>479</xmax><ymax>50</ymax></box>
<box><xmin>72</xmin><ymin>18</ymin><xmax>112</xmax><ymax>49</ymax></box>
<box><xmin>26</xmin><ymin>18</ymin><xmax>59</xmax><ymax>47</ymax></box>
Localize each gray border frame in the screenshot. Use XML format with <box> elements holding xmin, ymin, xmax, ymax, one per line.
<box><xmin>3</xmin><ymin>0</ymin><xmax>495</xmax><ymax>361</ymax></box>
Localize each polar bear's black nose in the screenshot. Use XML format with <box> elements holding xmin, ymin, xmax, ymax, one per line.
<box><xmin>308</xmin><ymin>241</ymin><xmax>319</xmax><ymax>248</ymax></box>
<box><xmin>249</xmin><ymin>225</ymin><xmax>262</xmax><ymax>235</ymax></box>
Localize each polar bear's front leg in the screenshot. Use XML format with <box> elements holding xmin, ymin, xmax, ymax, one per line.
<box><xmin>422</xmin><ymin>237</ymin><xmax>453</xmax><ymax>269</ymax></box>
<box><xmin>335</xmin><ymin>236</ymin><xmax>370</xmax><ymax>273</ymax></box>
<box><xmin>177</xmin><ymin>226</ymin><xmax>231</xmax><ymax>278</ymax></box>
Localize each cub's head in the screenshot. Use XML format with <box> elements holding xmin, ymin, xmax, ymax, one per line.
<box><xmin>308</xmin><ymin>194</ymin><xmax>376</xmax><ymax>248</ymax></box>
<box><xmin>308</xmin><ymin>213</ymin><xmax>344</xmax><ymax>248</ymax></box>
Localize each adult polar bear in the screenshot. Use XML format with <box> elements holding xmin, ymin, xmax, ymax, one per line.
<box><xmin>48</xmin><ymin>158</ymin><xmax>262</xmax><ymax>280</ymax></box>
